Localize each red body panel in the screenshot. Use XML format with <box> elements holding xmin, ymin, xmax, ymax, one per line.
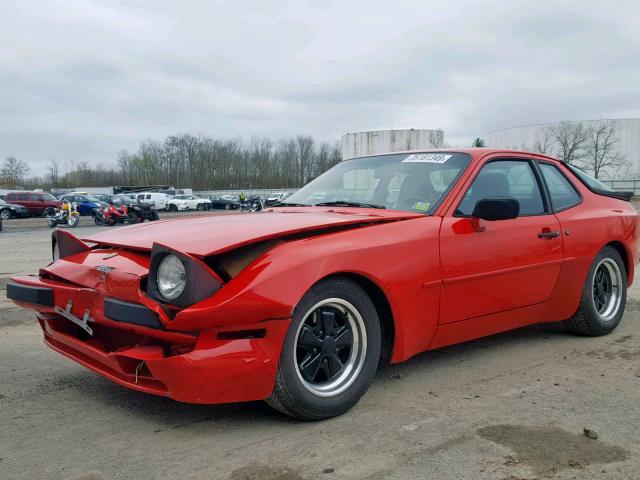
<box><xmin>9</xmin><ymin>149</ymin><xmax>640</xmax><ymax>404</ymax></box>
<box><xmin>83</xmin><ymin>208</ymin><xmax>422</xmax><ymax>256</ymax></box>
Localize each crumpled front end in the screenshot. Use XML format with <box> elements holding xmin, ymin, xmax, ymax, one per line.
<box><xmin>7</xmin><ymin>235</ymin><xmax>290</xmax><ymax>404</ymax></box>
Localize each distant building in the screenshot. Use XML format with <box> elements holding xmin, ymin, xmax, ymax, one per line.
<box><xmin>486</xmin><ymin>118</ymin><xmax>640</xmax><ymax>177</ymax></box>
<box><xmin>341</xmin><ymin>129</ymin><xmax>444</xmax><ymax>160</ymax></box>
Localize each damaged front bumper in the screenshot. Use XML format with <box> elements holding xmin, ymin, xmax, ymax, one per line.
<box><xmin>7</xmin><ymin>276</ymin><xmax>290</xmax><ymax>404</ymax></box>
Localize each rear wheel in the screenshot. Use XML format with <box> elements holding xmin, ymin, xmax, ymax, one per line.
<box><xmin>564</xmin><ymin>246</ymin><xmax>626</xmax><ymax>336</ymax></box>
<box><xmin>197</xmin><ymin>204</ymin><xmax>205</xmax><ymax>211</ymax></box>
<box><xmin>267</xmin><ymin>278</ymin><xmax>381</xmax><ymax>420</ymax></box>
<box><xmin>169</xmin><ymin>204</ymin><xmax>178</xmax><ymax>212</ymax></box>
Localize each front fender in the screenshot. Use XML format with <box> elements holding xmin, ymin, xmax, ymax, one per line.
<box><xmin>171</xmin><ymin>216</ymin><xmax>442</xmax><ymax>363</ymax></box>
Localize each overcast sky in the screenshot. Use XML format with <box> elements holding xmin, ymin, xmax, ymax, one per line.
<box><xmin>1</xmin><ymin>0</ymin><xmax>639</xmax><ymax>176</ymax></box>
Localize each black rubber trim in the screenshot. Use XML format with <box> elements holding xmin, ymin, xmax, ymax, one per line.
<box><xmin>104</xmin><ymin>298</ymin><xmax>162</xmax><ymax>330</ymax></box>
<box><xmin>6</xmin><ymin>282</ymin><xmax>54</xmax><ymax>306</ymax></box>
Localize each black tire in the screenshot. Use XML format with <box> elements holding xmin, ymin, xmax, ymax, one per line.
<box><xmin>197</xmin><ymin>204</ymin><xmax>204</xmax><ymax>211</ymax></box>
<box><xmin>169</xmin><ymin>204</ymin><xmax>178</xmax><ymax>212</ymax></box>
<box><xmin>564</xmin><ymin>246</ymin><xmax>627</xmax><ymax>336</ymax></box>
<box><xmin>151</xmin><ymin>211</ymin><xmax>160</xmax><ymax>221</ymax></box>
<box><xmin>224</xmin><ymin>204</ymin><xmax>231</xmax><ymax>210</ymax></box>
<box><xmin>0</xmin><ymin>209</ymin><xmax>12</xmax><ymax>220</ymax></box>
<box><xmin>267</xmin><ymin>277</ymin><xmax>381</xmax><ymax>420</ymax></box>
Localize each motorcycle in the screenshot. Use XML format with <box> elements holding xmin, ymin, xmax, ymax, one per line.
<box><xmin>47</xmin><ymin>201</ymin><xmax>80</xmax><ymax>228</ymax></box>
<box><xmin>115</xmin><ymin>197</ymin><xmax>160</xmax><ymax>223</ymax></box>
<box><xmin>92</xmin><ymin>202</ymin><xmax>130</xmax><ymax>226</ymax></box>
<box><xmin>240</xmin><ymin>195</ymin><xmax>264</xmax><ymax>213</ymax></box>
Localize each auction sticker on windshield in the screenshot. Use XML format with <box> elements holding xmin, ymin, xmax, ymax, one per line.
<box><xmin>403</xmin><ymin>153</ymin><xmax>452</xmax><ymax>163</ymax></box>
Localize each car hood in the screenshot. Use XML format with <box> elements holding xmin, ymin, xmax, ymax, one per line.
<box><xmin>1</xmin><ymin>203</ymin><xmax>26</xmax><ymax>209</ymax></box>
<box><xmin>83</xmin><ymin>207</ymin><xmax>423</xmax><ymax>257</ymax></box>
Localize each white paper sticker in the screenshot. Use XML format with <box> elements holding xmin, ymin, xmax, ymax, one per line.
<box><xmin>402</xmin><ymin>153</ymin><xmax>452</xmax><ymax>164</ymax></box>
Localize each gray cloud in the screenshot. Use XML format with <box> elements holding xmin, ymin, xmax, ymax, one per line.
<box><xmin>1</xmin><ymin>0</ymin><xmax>639</xmax><ymax>175</ymax></box>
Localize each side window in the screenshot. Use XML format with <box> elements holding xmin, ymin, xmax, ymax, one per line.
<box><xmin>145</xmin><ymin>194</ymin><xmax>151</xmax><ymax>199</ymax></box>
<box><xmin>18</xmin><ymin>194</ymin><xmax>28</xmax><ymax>201</ymax></box>
<box><xmin>539</xmin><ymin>163</ymin><xmax>581</xmax><ymax>212</ymax></box>
<box><xmin>457</xmin><ymin>160</ymin><xmax>545</xmax><ymax>217</ymax></box>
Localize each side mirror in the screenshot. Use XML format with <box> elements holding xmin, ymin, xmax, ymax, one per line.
<box><xmin>472</xmin><ymin>198</ymin><xmax>519</xmax><ymax>221</ymax></box>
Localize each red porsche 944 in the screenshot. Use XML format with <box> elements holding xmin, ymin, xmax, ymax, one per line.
<box><xmin>8</xmin><ymin>149</ymin><xmax>639</xmax><ymax>419</ymax></box>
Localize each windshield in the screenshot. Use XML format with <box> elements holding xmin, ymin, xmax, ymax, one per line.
<box><xmin>0</xmin><ymin>199</ymin><xmax>6</xmax><ymax>205</ymax></box>
<box><xmin>285</xmin><ymin>152</ymin><xmax>471</xmax><ymax>213</ymax></box>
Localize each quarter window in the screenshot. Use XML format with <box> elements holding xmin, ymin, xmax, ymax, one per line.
<box><xmin>457</xmin><ymin>160</ymin><xmax>545</xmax><ymax>216</ymax></box>
<box><xmin>538</xmin><ymin>163</ymin><xmax>581</xmax><ymax>212</ymax></box>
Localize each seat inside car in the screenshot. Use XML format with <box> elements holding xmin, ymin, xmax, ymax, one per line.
<box><xmin>458</xmin><ymin>171</ymin><xmax>511</xmax><ymax>214</ymax></box>
<box><xmin>395</xmin><ymin>174</ymin><xmax>435</xmax><ymax>210</ymax></box>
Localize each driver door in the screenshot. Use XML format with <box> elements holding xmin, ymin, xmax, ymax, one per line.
<box><xmin>439</xmin><ymin>158</ymin><xmax>563</xmax><ymax>324</ymax></box>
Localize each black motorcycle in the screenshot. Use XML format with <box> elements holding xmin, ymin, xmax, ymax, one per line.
<box><xmin>240</xmin><ymin>196</ymin><xmax>264</xmax><ymax>213</ymax></box>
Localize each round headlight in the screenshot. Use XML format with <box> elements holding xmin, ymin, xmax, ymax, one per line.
<box><xmin>157</xmin><ymin>254</ymin><xmax>186</xmax><ymax>300</ymax></box>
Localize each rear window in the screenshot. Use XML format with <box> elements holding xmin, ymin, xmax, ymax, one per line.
<box><xmin>565</xmin><ymin>164</ymin><xmax>613</xmax><ymax>192</ymax></box>
<box><xmin>565</xmin><ymin>164</ymin><xmax>632</xmax><ymax>201</ymax></box>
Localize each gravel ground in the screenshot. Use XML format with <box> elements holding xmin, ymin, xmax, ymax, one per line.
<box><xmin>1</xmin><ymin>214</ymin><xmax>639</xmax><ymax>480</ymax></box>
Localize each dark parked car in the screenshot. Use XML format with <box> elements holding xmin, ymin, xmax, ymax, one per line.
<box><xmin>0</xmin><ymin>199</ymin><xmax>30</xmax><ymax>220</ymax></box>
<box><xmin>5</xmin><ymin>191</ymin><xmax>61</xmax><ymax>216</ymax></box>
<box><xmin>210</xmin><ymin>195</ymin><xmax>240</xmax><ymax>210</ymax></box>
<box><xmin>60</xmin><ymin>193</ymin><xmax>103</xmax><ymax>216</ymax></box>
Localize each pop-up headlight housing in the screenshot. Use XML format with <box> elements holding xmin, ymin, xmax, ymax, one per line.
<box><xmin>147</xmin><ymin>243</ymin><xmax>221</xmax><ymax>308</ymax></box>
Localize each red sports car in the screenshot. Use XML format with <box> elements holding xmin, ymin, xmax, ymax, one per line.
<box><xmin>8</xmin><ymin>149</ymin><xmax>639</xmax><ymax>419</ymax></box>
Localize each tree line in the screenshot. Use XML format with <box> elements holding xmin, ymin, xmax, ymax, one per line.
<box><xmin>1</xmin><ymin>134</ymin><xmax>342</xmax><ymax>191</ymax></box>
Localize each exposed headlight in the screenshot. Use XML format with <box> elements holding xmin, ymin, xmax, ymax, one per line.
<box><xmin>156</xmin><ymin>254</ymin><xmax>186</xmax><ymax>300</ymax></box>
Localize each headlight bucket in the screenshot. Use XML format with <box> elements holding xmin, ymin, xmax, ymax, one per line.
<box><xmin>51</xmin><ymin>230</ymin><xmax>91</xmax><ymax>262</ymax></box>
<box><xmin>147</xmin><ymin>243</ymin><xmax>221</xmax><ymax>308</ymax></box>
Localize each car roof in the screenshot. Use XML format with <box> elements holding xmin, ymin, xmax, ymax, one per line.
<box><xmin>350</xmin><ymin>148</ymin><xmax>560</xmax><ymax>165</ymax></box>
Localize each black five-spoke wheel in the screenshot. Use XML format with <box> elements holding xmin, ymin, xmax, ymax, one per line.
<box><xmin>294</xmin><ymin>299</ymin><xmax>366</xmax><ymax>397</ymax></box>
<box><xmin>267</xmin><ymin>278</ymin><xmax>381</xmax><ymax>419</ymax></box>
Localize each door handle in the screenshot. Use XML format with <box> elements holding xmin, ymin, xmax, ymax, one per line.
<box><xmin>538</xmin><ymin>230</ymin><xmax>560</xmax><ymax>239</ymax></box>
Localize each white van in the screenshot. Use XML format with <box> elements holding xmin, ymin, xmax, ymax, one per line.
<box><xmin>135</xmin><ymin>192</ymin><xmax>171</xmax><ymax>210</ymax></box>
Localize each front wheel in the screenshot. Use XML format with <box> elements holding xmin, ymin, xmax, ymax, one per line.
<box><xmin>564</xmin><ymin>246</ymin><xmax>627</xmax><ymax>336</ymax></box>
<box><xmin>267</xmin><ymin>278</ymin><xmax>381</xmax><ymax>420</ymax></box>
<box><xmin>0</xmin><ymin>209</ymin><xmax>12</xmax><ymax>220</ymax></box>
<box><xmin>47</xmin><ymin>218</ymin><xmax>57</xmax><ymax>228</ymax></box>
<box><xmin>196</xmin><ymin>204</ymin><xmax>204</xmax><ymax>211</ymax></box>
<box><xmin>67</xmin><ymin>215</ymin><xmax>79</xmax><ymax>227</ymax></box>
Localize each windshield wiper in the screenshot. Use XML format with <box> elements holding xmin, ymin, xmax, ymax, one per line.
<box><xmin>315</xmin><ymin>200</ymin><xmax>386</xmax><ymax>209</ymax></box>
<box><xmin>273</xmin><ymin>201</ymin><xmax>311</xmax><ymax>207</ymax></box>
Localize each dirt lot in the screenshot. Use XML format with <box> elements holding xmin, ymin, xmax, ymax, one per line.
<box><xmin>1</xmin><ymin>213</ymin><xmax>639</xmax><ymax>480</ymax></box>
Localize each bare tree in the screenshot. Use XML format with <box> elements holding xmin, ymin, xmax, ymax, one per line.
<box><xmin>549</xmin><ymin>120</ymin><xmax>588</xmax><ymax>165</ymax></box>
<box><xmin>533</xmin><ymin>127</ymin><xmax>555</xmax><ymax>155</ymax></box>
<box><xmin>429</xmin><ymin>130</ymin><xmax>445</xmax><ymax>148</ymax></box>
<box><xmin>582</xmin><ymin>120</ymin><xmax>625</xmax><ymax>179</ymax></box>
<box><xmin>47</xmin><ymin>158</ymin><xmax>60</xmax><ymax>187</ymax></box>
<box><xmin>1</xmin><ymin>156</ymin><xmax>30</xmax><ymax>188</ymax></box>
